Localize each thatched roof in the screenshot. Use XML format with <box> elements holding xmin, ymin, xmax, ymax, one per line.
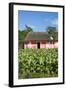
<box><xmin>24</xmin><ymin>32</ymin><xmax>58</xmax><ymax>41</ymax></box>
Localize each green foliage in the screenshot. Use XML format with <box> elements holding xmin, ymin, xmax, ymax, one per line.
<box><xmin>18</xmin><ymin>30</ymin><xmax>27</xmax><ymax>49</ymax></box>
<box><xmin>18</xmin><ymin>25</ymin><xmax>33</xmax><ymax>49</ymax></box>
<box><xmin>47</xmin><ymin>27</ymin><xmax>57</xmax><ymax>40</ymax></box>
<box><xmin>18</xmin><ymin>48</ymin><xmax>58</xmax><ymax>79</ymax></box>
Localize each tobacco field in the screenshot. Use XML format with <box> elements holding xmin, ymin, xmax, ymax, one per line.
<box><xmin>18</xmin><ymin>48</ymin><xmax>58</xmax><ymax>79</ymax></box>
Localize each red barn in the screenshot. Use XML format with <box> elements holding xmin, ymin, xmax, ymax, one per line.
<box><xmin>23</xmin><ymin>32</ymin><xmax>58</xmax><ymax>49</ymax></box>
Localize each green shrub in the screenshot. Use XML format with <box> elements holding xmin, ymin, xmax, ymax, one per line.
<box><xmin>18</xmin><ymin>48</ymin><xmax>58</xmax><ymax>79</ymax></box>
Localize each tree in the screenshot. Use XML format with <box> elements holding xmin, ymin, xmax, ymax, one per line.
<box><xmin>18</xmin><ymin>25</ymin><xmax>33</xmax><ymax>49</ymax></box>
<box><xmin>47</xmin><ymin>27</ymin><xmax>57</xmax><ymax>44</ymax></box>
<box><xmin>25</xmin><ymin>25</ymin><xmax>33</xmax><ymax>32</ymax></box>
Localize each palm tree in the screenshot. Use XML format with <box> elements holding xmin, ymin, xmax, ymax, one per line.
<box><xmin>25</xmin><ymin>25</ymin><xmax>33</xmax><ymax>32</ymax></box>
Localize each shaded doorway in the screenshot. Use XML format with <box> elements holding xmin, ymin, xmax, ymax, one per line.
<box><xmin>37</xmin><ymin>42</ymin><xmax>40</xmax><ymax>49</ymax></box>
<box><xmin>22</xmin><ymin>42</ymin><xmax>24</xmax><ymax>49</ymax></box>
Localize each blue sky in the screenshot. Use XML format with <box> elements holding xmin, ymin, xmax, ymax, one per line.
<box><xmin>18</xmin><ymin>10</ymin><xmax>58</xmax><ymax>32</ymax></box>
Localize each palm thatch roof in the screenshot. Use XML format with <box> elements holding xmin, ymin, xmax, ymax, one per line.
<box><xmin>24</xmin><ymin>32</ymin><xmax>58</xmax><ymax>42</ymax></box>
